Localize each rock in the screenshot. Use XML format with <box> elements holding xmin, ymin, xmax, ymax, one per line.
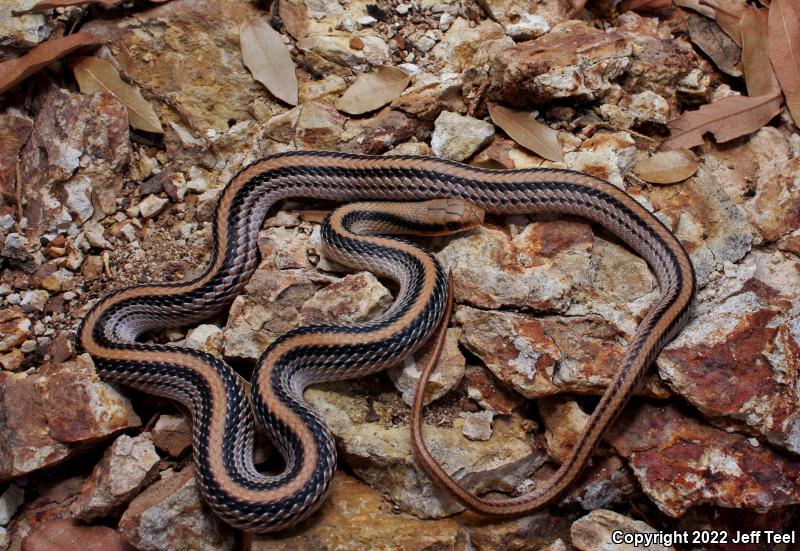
<box><xmin>658</xmin><ymin>251</ymin><xmax>800</xmax><ymax>454</ymax></box>
<box><xmin>19</xmin><ymin>88</ymin><xmax>130</xmax><ymax>237</ymax></box>
<box><xmin>298</xmin><ymin>33</ymin><xmax>389</xmax><ymax>69</ymax></box>
<box><xmin>306</xmin><ymin>384</ymin><xmax>545</xmax><ymax>517</ymax></box>
<box><xmin>607</xmin><ymin>403</ymin><xmax>800</xmax><ymax>517</ymax></box>
<box><xmin>84</xmin><ymin>0</ymin><xmax>274</xmax><ymax>133</ymax></box>
<box><xmin>430</xmin><ymin>18</ymin><xmax>514</xmax><ymax>71</ymax></box>
<box><xmin>0</xmin><ymin>0</ymin><xmax>51</xmax><ymax>50</ymax></box>
<box><xmin>539</xmin><ymin>396</ymin><xmax>589</xmax><ymax>462</ymax></box>
<box><xmin>0</xmin><ymin>484</ymin><xmax>24</xmax><ymax>525</ymax></box>
<box><xmin>185</xmin><ymin>324</ymin><xmax>224</xmax><ymax>357</ymax></box>
<box><xmin>223</xmin><ymin>269</ymin><xmax>330</xmax><ymax>361</ymax></box>
<box><xmin>195</xmin><ymin>189</ymin><xmax>221</xmax><ymax>222</ymax></box>
<box><xmin>0</xmin><ymin>354</ymin><xmax>141</xmax><ymax>481</ymax></box>
<box><xmin>257</xmin><ymin>226</ymin><xmax>314</xmax><ymax>270</ymax></box>
<box><xmin>431</xmin><ymin>111</ymin><xmax>494</xmax><ymax>161</ymax></box>
<box><xmin>564</xmin><ymin>132</ymin><xmax>636</xmax><ymax>189</ymax></box>
<box><xmin>299</xmin><ymin>272</ymin><xmax>392</xmax><ymax>325</ymax></box>
<box><xmin>138</xmin><ymin>195</ymin><xmax>170</xmax><ymax>219</ymax></box>
<box><xmin>83</xmin><ymin>222</ymin><xmax>113</xmax><ymax>250</ymax></box>
<box><xmin>19</xmin><ymin>290</ymin><xmax>49</xmax><ymax>313</ymax></box>
<box><xmin>489</xmin><ymin>21</ymin><xmax>631</xmax><ymax>106</ymax></box>
<box><xmin>293</xmin><ymin>101</ymin><xmax>348</xmax><ymax>151</ymax></box>
<box><xmin>253</xmin><ymin>474</ymin><xmax>460</xmax><ymax>550</ymax></box>
<box><xmin>463</xmin><ymin>410</ymin><xmax>494</xmax><ymax>441</ymax></box>
<box><xmin>119</xmin><ymin>466</ymin><xmax>234</xmax><ymax>551</ymax></box>
<box><xmin>558</xmin><ymin>456</ymin><xmax>637</xmax><ymax>511</ymax></box>
<box><xmin>151</xmin><ymin>414</ymin><xmax>192</xmax><ymax>457</ymax></box>
<box><xmin>571</xmin><ymin>509</ymin><xmax>674</xmax><ymax>551</ymax></box>
<box><xmin>0</xmin><ymin>108</ymin><xmax>33</xmax><ymax>205</ymax></box>
<box><xmin>0</xmin><ymin>308</ymin><xmax>31</xmax><ymax>353</ymax></box>
<box><xmin>21</xmin><ymin>518</ymin><xmax>134</xmax><ymax>551</ymax></box>
<box><xmin>476</xmin><ymin>0</ymin><xmax>565</xmax><ymax>38</ymax></box>
<box><xmin>618</xmin><ymin>13</ymin><xmax>710</xmax><ymax>109</ymax></box>
<box><xmin>464</xmin><ymin>365</ymin><xmax>523</xmax><ymax>415</ymax></box>
<box><xmin>340</xmin><ymin>108</ymin><xmax>423</xmax><ymax>154</ymax></box>
<box><xmin>162</xmin><ymin>173</ymin><xmax>188</xmax><ymax>203</ymax></box>
<box><xmin>388</xmin><ymin>328</ymin><xmax>465</xmax><ymax>407</ymax></box>
<box><xmin>71</xmin><ymin>433</ymin><xmax>160</xmax><ymax>519</ymax></box>
<box><xmin>1</xmin><ymin>349</ymin><xmax>25</xmax><ymax>372</ymax></box>
<box><xmin>392</xmin><ymin>72</ymin><xmax>465</xmax><ymax>121</ymax></box>
<box><xmin>437</xmin><ymin>220</ymin><xmax>592</xmax><ymax>312</ymax></box>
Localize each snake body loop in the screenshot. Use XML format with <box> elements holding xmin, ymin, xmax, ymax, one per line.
<box><xmin>77</xmin><ymin>151</ymin><xmax>696</xmax><ymax>532</ymax></box>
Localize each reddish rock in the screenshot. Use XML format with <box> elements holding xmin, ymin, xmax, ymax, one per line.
<box><xmin>607</xmin><ymin>403</ymin><xmax>800</xmax><ymax>517</ymax></box>
<box><xmin>21</xmin><ymin>519</ymin><xmax>134</xmax><ymax>551</ymax></box>
<box><xmin>489</xmin><ymin>21</ymin><xmax>631</xmax><ymax>106</ymax></box>
<box><xmin>464</xmin><ymin>364</ymin><xmax>524</xmax><ymax>415</ymax></box>
<box><xmin>19</xmin><ymin>88</ymin><xmax>130</xmax><ymax>237</ymax></box>
<box><xmin>151</xmin><ymin>414</ymin><xmax>192</xmax><ymax>457</ymax></box>
<box><xmin>658</xmin><ymin>251</ymin><xmax>800</xmax><ymax>454</ymax></box>
<box><xmin>0</xmin><ymin>355</ymin><xmax>141</xmax><ymax>481</ymax></box>
<box><xmin>0</xmin><ymin>307</ymin><xmax>31</xmax><ymax>353</ymax></box>
<box><xmin>0</xmin><ymin>107</ymin><xmax>33</xmax><ymax>206</ymax></box>
<box><xmin>299</xmin><ymin>272</ymin><xmax>392</xmax><ymax>326</ymax></box>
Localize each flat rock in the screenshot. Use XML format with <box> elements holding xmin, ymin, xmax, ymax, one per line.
<box><xmin>253</xmin><ymin>473</ymin><xmax>460</xmax><ymax>550</ymax></box>
<box><xmin>0</xmin><ymin>0</ymin><xmax>51</xmax><ymax>51</ymax></box>
<box><xmin>571</xmin><ymin>509</ymin><xmax>674</xmax><ymax>551</ymax></box>
<box><xmin>119</xmin><ymin>466</ymin><xmax>234</xmax><ymax>551</ymax></box>
<box><xmin>430</xmin><ymin>17</ymin><xmax>514</xmax><ymax>71</ymax></box>
<box><xmin>305</xmin><ymin>382</ymin><xmax>544</xmax><ymax>518</ymax></box>
<box><xmin>489</xmin><ymin>20</ymin><xmax>631</xmax><ymax>106</ymax></box>
<box><xmin>71</xmin><ymin>433</ymin><xmax>160</xmax><ymax>519</ymax></box>
<box><xmin>0</xmin><ymin>354</ymin><xmax>141</xmax><ymax>481</ymax></box>
<box><xmin>21</xmin><ymin>518</ymin><xmax>134</xmax><ymax>551</ymax></box>
<box><xmin>607</xmin><ymin>403</ymin><xmax>800</xmax><ymax>517</ymax></box>
<box><xmin>299</xmin><ymin>271</ymin><xmax>392</xmax><ymax>325</ymax></box>
<box><xmin>658</xmin><ymin>250</ymin><xmax>800</xmax><ymax>454</ymax></box>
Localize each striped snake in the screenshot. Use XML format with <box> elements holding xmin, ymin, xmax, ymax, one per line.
<box><xmin>77</xmin><ymin>151</ymin><xmax>696</xmax><ymax>532</ymax></box>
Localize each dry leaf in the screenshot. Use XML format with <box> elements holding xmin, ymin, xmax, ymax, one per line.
<box><xmin>673</xmin><ymin>0</ymin><xmax>716</xmax><ymax>19</ymax></box>
<box><xmin>634</xmin><ymin>149</ymin><xmax>700</xmax><ymax>184</ymax></box>
<box><xmin>688</xmin><ymin>14</ymin><xmax>742</xmax><ymax>76</ymax></box>
<box><xmin>768</xmin><ymin>0</ymin><xmax>800</xmax><ymax>125</ymax></box>
<box><xmin>740</xmin><ymin>6</ymin><xmax>780</xmax><ymax>97</ymax></box>
<box><xmin>240</xmin><ymin>20</ymin><xmax>298</xmax><ymax>106</ymax></box>
<box><xmin>662</xmin><ymin>93</ymin><xmax>782</xmax><ymax>149</ymax></box>
<box><xmin>0</xmin><ymin>33</ymin><xmax>100</xmax><ymax>94</ymax></box>
<box><xmin>619</xmin><ymin>0</ymin><xmax>673</xmax><ymax>13</ymax></box>
<box><xmin>487</xmin><ymin>104</ymin><xmax>564</xmax><ymax>163</ymax></box>
<box><xmin>700</xmin><ymin>0</ymin><xmax>748</xmax><ymax>46</ymax></box>
<box><xmin>336</xmin><ymin>66</ymin><xmax>411</xmax><ymax>115</ymax></box>
<box><xmin>278</xmin><ymin>0</ymin><xmax>309</xmax><ymax>40</ymax></box>
<box><xmin>73</xmin><ymin>56</ymin><xmax>163</xmax><ymax>134</ymax></box>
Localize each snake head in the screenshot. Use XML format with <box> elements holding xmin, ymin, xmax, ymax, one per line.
<box><xmin>423</xmin><ymin>198</ymin><xmax>485</xmax><ymax>234</ymax></box>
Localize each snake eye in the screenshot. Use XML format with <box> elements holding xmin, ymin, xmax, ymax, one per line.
<box><xmin>445</xmin><ymin>221</ymin><xmax>460</xmax><ymax>231</ymax></box>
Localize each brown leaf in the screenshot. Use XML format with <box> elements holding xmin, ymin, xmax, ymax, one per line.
<box><xmin>619</xmin><ymin>0</ymin><xmax>673</xmax><ymax>14</ymax></box>
<box><xmin>662</xmin><ymin>93</ymin><xmax>782</xmax><ymax>149</ymax></box>
<box><xmin>278</xmin><ymin>0</ymin><xmax>309</xmax><ymax>40</ymax></box>
<box><xmin>740</xmin><ymin>6</ymin><xmax>780</xmax><ymax>97</ymax></box>
<box><xmin>700</xmin><ymin>0</ymin><xmax>748</xmax><ymax>46</ymax></box>
<box><xmin>336</xmin><ymin>66</ymin><xmax>411</xmax><ymax>115</ymax></box>
<box><xmin>487</xmin><ymin>104</ymin><xmax>563</xmax><ymax>163</ymax></box>
<box><xmin>673</xmin><ymin>0</ymin><xmax>716</xmax><ymax>19</ymax></box>
<box><xmin>688</xmin><ymin>14</ymin><xmax>742</xmax><ymax>76</ymax></box>
<box><xmin>0</xmin><ymin>33</ymin><xmax>100</xmax><ymax>94</ymax></box>
<box><xmin>768</xmin><ymin>0</ymin><xmax>800</xmax><ymax>125</ymax></box>
<box><xmin>73</xmin><ymin>56</ymin><xmax>163</xmax><ymax>134</ymax></box>
<box><xmin>633</xmin><ymin>149</ymin><xmax>700</xmax><ymax>184</ymax></box>
<box><xmin>240</xmin><ymin>20</ymin><xmax>298</xmax><ymax>106</ymax></box>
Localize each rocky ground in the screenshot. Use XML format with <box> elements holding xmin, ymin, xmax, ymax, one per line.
<box><xmin>1</xmin><ymin>0</ymin><xmax>800</xmax><ymax>549</ymax></box>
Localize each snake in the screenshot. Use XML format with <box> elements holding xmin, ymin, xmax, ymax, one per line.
<box><xmin>77</xmin><ymin>150</ymin><xmax>696</xmax><ymax>532</ymax></box>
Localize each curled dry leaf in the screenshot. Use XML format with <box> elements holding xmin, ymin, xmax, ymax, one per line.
<box><xmin>240</xmin><ymin>19</ymin><xmax>298</xmax><ymax>106</ymax></box>
<box><xmin>0</xmin><ymin>32</ymin><xmax>100</xmax><ymax>94</ymax></box>
<box><xmin>740</xmin><ymin>6</ymin><xmax>780</xmax><ymax>97</ymax></box>
<box><xmin>674</xmin><ymin>0</ymin><xmax>716</xmax><ymax>19</ymax></box>
<box><xmin>73</xmin><ymin>56</ymin><xmax>163</xmax><ymax>134</ymax></box>
<box><xmin>662</xmin><ymin>93</ymin><xmax>782</xmax><ymax>150</ymax></box>
<box><xmin>336</xmin><ymin>66</ymin><xmax>411</xmax><ymax>115</ymax></box>
<box><xmin>687</xmin><ymin>14</ymin><xmax>742</xmax><ymax>77</ymax></box>
<box><xmin>633</xmin><ymin>149</ymin><xmax>699</xmax><ymax>184</ymax></box>
<box><xmin>768</xmin><ymin>0</ymin><xmax>800</xmax><ymax>125</ymax></box>
<box><xmin>700</xmin><ymin>0</ymin><xmax>748</xmax><ymax>46</ymax></box>
<box><xmin>619</xmin><ymin>0</ymin><xmax>672</xmax><ymax>14</ymax></box>
<box><xmin>487</xmin><ymin>104</ymin><xmax>564</xmax><ymax>163</ymax></box>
